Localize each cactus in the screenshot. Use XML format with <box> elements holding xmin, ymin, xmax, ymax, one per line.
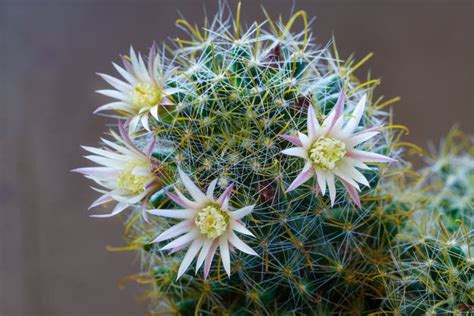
<box><xmin>74</xmin><ymin>3</ymin><xmax>472</xmax><ymax>315</ymax></box>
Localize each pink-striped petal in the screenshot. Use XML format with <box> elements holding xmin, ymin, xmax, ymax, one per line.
<box><xmin>340</xmin><ymin>179</ymin><xmax>361</xmax><ymax>208</ymax></box>
<box><xmin>347</xmin><ymin>150</ymin><xmax>396</xmax><ymax>163</ymax></box>
<box><xmin>217</xmin><ymin>183</ymin><xmax>234</xmax><ymax>206</ymax></box>
<box><xmin>177</xmin><ymin>239</ymin><xmax>203</xmax><ymax>279</ymax></box>
<box><xmin>323</xmin><ymin>87</ymin><xmax>345</xmax><ymax>132</ymax></box>
<box><xmin>196</xmin><ymin>239</ymin><xmax>213</xmax><ymax>272</ymax></box>
<box><xmin>280</xmin><ymin>134</ymin><xmax>303</xmax><ymax>147</ymax></box>
<box><xmin>286</xmin><ymin>167</ymin><xmax>314</xmax><ymax>192</ymax></box>
<box><xmin>204</xmin><ymin>240</ymin><xmax>219</xmax><ymax>279</ymax></box>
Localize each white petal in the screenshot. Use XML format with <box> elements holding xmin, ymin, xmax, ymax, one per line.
<box><xmin>196</xmin><ymin>239</ymin><xmax>213</xmax><ymax>272</ymax></box>
<box><xmin>345</xmin><ymin>131</ymin><xmax>379</xmax><ymax>148</ymax></box>
<box><xmin>161</xmin><ymin>230</ymin><xmax>199</xmax><ymax>251</ymax></box>
<box><xmin>307</xmin><ymin>104</ymin><xmax>321</xmax><ymax>140</ymax></box>
<box><xmin>219</xmin><ymin>236</ymin><xmax>231</xmax><ymax>277</ymax></box>
<box><xmin>150</xmin><ymin>105</ymin><xmax>159</xmax><ymax>120</ymax></box>
<box><xmin>326</xmin><ymin>173</ymin><xmax>336</xmax><ymax>206</ymax></box>
<box><xmin>174</xmin><ymin>186</ymin><xmax>202</xmax><ymax>209</ymax></box>
<box><xmin>178</xmin><ymin>168</ymin><xmax>207</xmax><ymax>202</ymax></box>
<box><xmin>230</xmin><ymin>205</ymin><xmax>255</xmax><ymax>220</ymax></box>
<box><xmin>94</xmin><ymin>102</ymin><xmax>132</xmax><ymax>114</ymax></box>
<box><xmin>140</xmin><ymin>115</ymin><xmax>150</xmax><ymax>131</ymax></box>
<box><xmin>333</xmin><ymin>170</ymin><xmax>360</xmax><ymax>191</ymax></box>
<box><xmin>206</xmin><ymin>178</ymin><xmax>218</xmax><ymax>199</ymax></box>
<box><xmin>315</xmin><ymin>169</ymin><xmax>328</xmax><ymax>196</ymax></box>
<box><xmin>98</xmin><ymin>73</ymin><xmax>133</xmax><ymax>92</ymax></box>
<box><xmin>298</xmin><ymin>132</ymin><xmax>312</xmax><ymax>148</ymax></box>
<box><xmin>153</xmin><ymin>220</ymin><xmax>192</xmax><ymax>243</ymax></box>
<box><xmin>228</xmin><ymin>232</ymin><xmax>257</xmax><ymax>256</ymax></box>
<box><xmin>147</xmin><ymin>209</ymin><xmax>194</xmax><ymax>219</ymax></box>
<box><xmin>96</xmin><ymin>89</ymin><xmax>129</xmax><ymax>101</ymax></box>
<box><xmin>177</xmin><ymin>239</ymin><xmax>203</xmax><ymax>279</ymax></box>
<box><xmin>129</xmin><ymin>116</ymin><xmax>141</xmax><ymax>133</ymax></box>
<box><xmin>347</xmin><ymin>150</ymin><xmax>396</xmax><ymax>163</ymax></box>
<box><xmin>112</xmin><ymin>62</ymin><xmax>137</xmax><ymax>85</ymax></box>
<box><xmin>90</xmin><ymin>201</ymin><xmax>128</xmax><ymax>218</ymax></box>
<box><xmin>343</xmin><ymin>94</ymin><xmax>367</xmax><ymax>135</ymax></box>
<box><xmin>281</xmin><ymin>147</ymin><xmax>308</xmax><ymax>159</ymax></box>
<box><xmin>231</xmin><ymin>221</ymin><xmax>255</xmax><ymax>237</ymax></box>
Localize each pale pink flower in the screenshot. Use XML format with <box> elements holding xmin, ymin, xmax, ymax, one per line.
<box><xmin>281</xmin><ymin>89</ymin><xmax>395</xmax><ymax>207</ymax></box>
<box><xmin>147</xmin><ymin>169</ymin><xmax>257</xmax><ymax>279</ymax></box>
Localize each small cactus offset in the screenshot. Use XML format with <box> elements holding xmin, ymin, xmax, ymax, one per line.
<box><xmin>74</xmin><ymin>3</ymin><xmax>473</xmax><ymax>315</ymax></box>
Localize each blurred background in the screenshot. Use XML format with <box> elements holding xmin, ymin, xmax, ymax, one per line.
<box><xmin>1</xmin><ymin>0</ymin><xmax>472</xmax><ymax>315</ymax></box>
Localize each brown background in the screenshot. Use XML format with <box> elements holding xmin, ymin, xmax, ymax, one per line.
<box><xmin>1</xmin><ymin>0</ymin><xmax>472</xmax><ymax>315</ymax></box>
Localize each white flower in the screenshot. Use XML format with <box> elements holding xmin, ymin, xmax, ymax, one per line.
<box><xmin>147</xmin><ymin>169</ymin><xmax>258</xmax><ymax>279</ymax></box>
<box><xmin>95</xmin><ymin>44</ymin><xmax>179</xmax><ymax>133</ymax></box>
<box><xmin>73</xmin><ymin>122</ymin><xmax>161</xmax><ymax>217</ymax></box>
<box><xmin>281</xmin><ymin>89</ymin><xmax>396</xmax><ymax>207</ymax></box>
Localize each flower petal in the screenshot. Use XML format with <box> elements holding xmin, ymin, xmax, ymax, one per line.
<box><xmin>178</xmin><ymin>168</ymin><xmax>207</xmax><ymax>201</ymax></box>
<box><xmin>343</xmin><ymin>94</ymin><xmax>367</xmax><ymax>135</ymax></box>
<box><xmin>161</xmin><ymin>230</ymin><xmax>199</xmax><ymax>251</ymax></box>
<box><xmin>219</xmin><ymin>236</ymin><xmax>231</xmax><ymax>277</ymax></box>
<box><xmin>147</xmin><ymin>209</ymin><xmax>195</xmax><ymax>219</ymax></box>
<box><xmin>280</xmin><ymin>134</ymin><xmax>303</xmax><ymax>147</ymax></box>
<box><xmin>286</xmin><ymin>166</ymin><xmax>314</xmax><ymax>192</ymax></box>
<box><xmin>281</xmin><ymin>147</ymin><xmax>308</xmax><ymax>159</ymax></box>
<box><xmin>231</xmin><ymin>221</ymin><xmax>255</xmax><ymax>237</ymax></box>
<box><xmin>323</xmin><ymin>87</ymin><xmax>345</xmax><ymax>133</ymax></box>
<box><xmin>345</xmin><ymin>131</ymin><xmax>379</xmax><ymax>147</ymax></box>
<box><xmin>206</xmin><ymin>179</ymin><xmax>218</xmax><ymax>199</ymax></box>
<box><xmin>307</xmin><ymin>104</ymin><xmax>321</xmax><ymax>141</ymax></box>
<box><xmin>315</xmin><ymin>169</ymin><xmax>328</xmax><ymax>196</ymax></box>
<box><xmin>347</xmin><ymin>150</ymin><xmax>396</xmax><ymax>163</ymax></box>
<box><xmin>326</xmin><ymin>173</ymin><xmax>336</xmax><ymax>206</ymax></box>
<box><xmin>340</xmin><ymin>179</ymin><xmax>361</xmax><ymax>207</ymax></box>
<box><xmin>90</xmin><ymin>201</ymin><xmax>128</xmax><ymax>218</ymax></box>
<box><xmin>230</xmin><ymin>205</ymin><xmax>255</xmax><ymax>220</ymax></box>
<box><xmin>152</xmin><ymin>220</ymin><xmax>192</xmax><ymax>243</ymax></box>
<box><xmin>204</xmin><ymin>240</ymin><xmax>219</xmax><ymax>279</ymax></box>
<box><xmin>217</xmin><ymin>183</ymin><xmax>234</xmax><ymax>207</ymax></box>
<box><xmin>228</xmin><ymin>231</ymin><xmax>258</xmax><ymax>256</ymax></box>
<box><xmin>196</xmin><ymin>238</ymin><xmax>213</xmax><ymax>272</ymax></box>
<box><xmin>177</xmin><ymin>239</ymin><xmax>203</xmax><ymax>279</ymax></box>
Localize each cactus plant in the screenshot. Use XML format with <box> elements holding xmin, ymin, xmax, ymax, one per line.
<box><xmin>74</xmin><ymin>3</ymin><xmax>473</xmax><ymax>315</ymax></box>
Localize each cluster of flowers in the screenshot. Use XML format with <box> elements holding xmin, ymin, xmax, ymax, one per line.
<box><xmin>74</xmin><ymin>43</ymin><xmax>393</xmax><ymax>280</ymax></box>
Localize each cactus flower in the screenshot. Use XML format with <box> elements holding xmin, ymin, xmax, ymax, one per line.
<box><xmin>73</xmin><ymin>122</ymin><xmax>160</xmax><ymax>217</ymax></box>
<box><xmin>281</xmin><ymin>90</ymin><xmax>395</xmax><ymax>207</ymax></box>
<box><xmin>147</xmin><ymin>168</ymin><xmax>257</xmax><ymax>279</ymax></box>
<box><xmin>95</xmin><ymin>45</ymin><xmax>179</xmax><ymax>133</ymax></box>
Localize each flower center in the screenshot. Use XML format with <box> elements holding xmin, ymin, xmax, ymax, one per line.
<box><xmin>309</xmin><ymin>137</ymin><xmax>347</xmax><ymax>171</ymax></box>
<box><xmin>132</xmin><ymin>83</ymin><xmax>161</xmax><ymax>111</ymax></box>
<box><xmin>195</xmin><ymin>205</ymin><xmax>229</xmax><ymax>239</ymax></box>
<box><xmin>118</xmin><ymin>161</ymin><xmax>153</xmax><ymax>195</ymax></box>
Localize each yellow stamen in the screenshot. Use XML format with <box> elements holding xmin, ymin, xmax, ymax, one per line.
<box><xmin>195</xmin><ymin>205</ymin><xmax>229</xmax><ymax>239</ymax></box>
<box><xmin>309</xmin><ymin>137</ymin><xmax>346</xmax><ymax>171</ymax></box>
<box><xmin>132</xmin><ymin>83</ymin><xmax>161</xmax><ymax>111</ymax></box>
<box><xmin>118</xmin><ymin>160</ymin><xmax>153</xmax><ymax>195</ymax></box>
